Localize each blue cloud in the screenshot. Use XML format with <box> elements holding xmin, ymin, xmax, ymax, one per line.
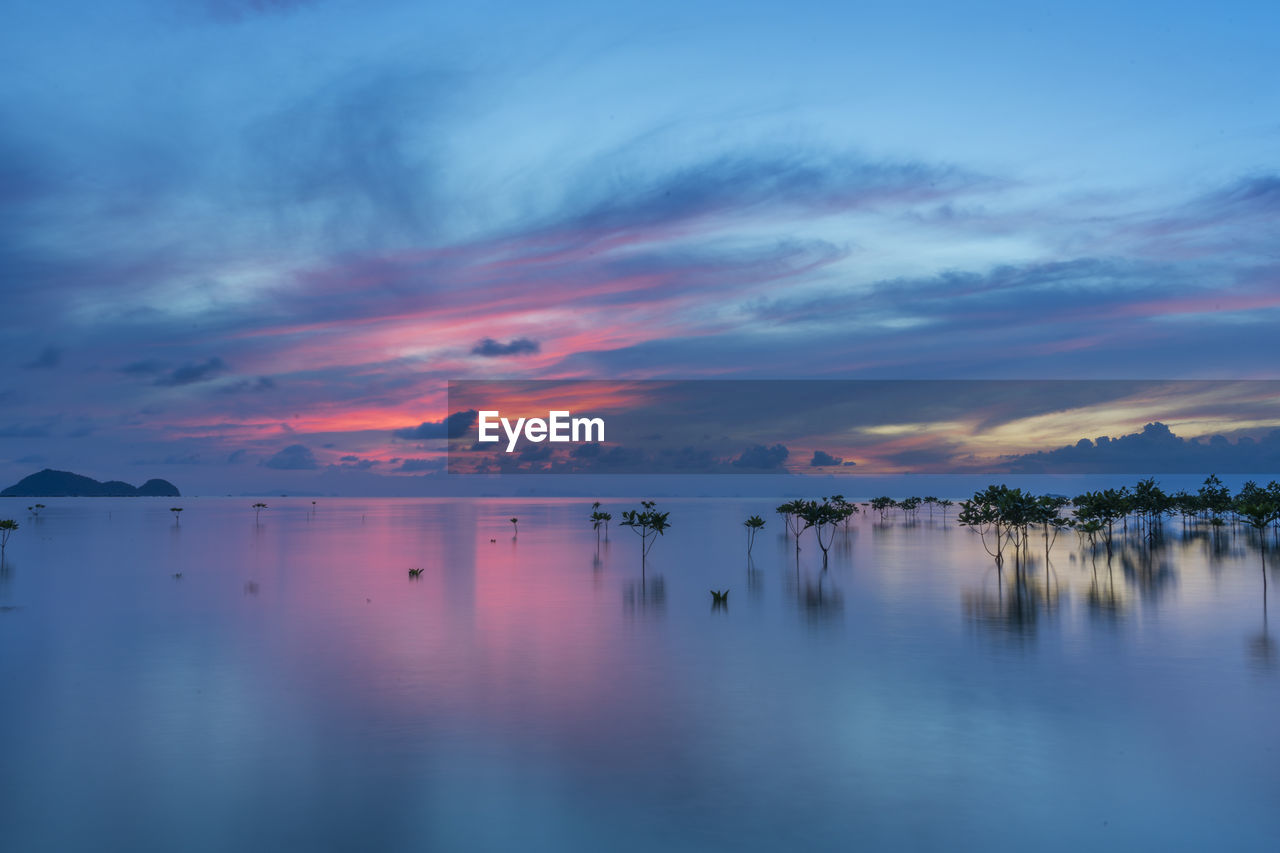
<box><xmin>471</xmin><ymin>338</ymin><xmax>541</xmax><ymax>358</ymax></box>
<box><xmin>155</xmin><ymin>358</ymin><xmax>228</xmax><ymax>387</ymax></box>
<box><xmin>393</xmin><ymin>410</ymin><xmax>478</xmax><ymax>440</ymax></box>
<box><xmin>810</xmin><ymin>450</ymin><xmax>843</xmax><ymax>467</ymax></box>
<box><xmin>732</xmin><ymin>443</ymin><xmax>790</xmax><ymax>470</ymax></box>
<box><xmin>262</xmin><ymin>444</ymin><xmax>318</xmax><ymax>470</ymax></box>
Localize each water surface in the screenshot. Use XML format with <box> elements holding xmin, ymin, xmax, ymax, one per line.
<box><xmin>1</xmin><ymin>497</ymin><xmax>1277</xmax><ymax>851</ymax></box>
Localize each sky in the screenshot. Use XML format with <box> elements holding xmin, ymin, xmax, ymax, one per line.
<box><xmin>1</xmin><ymin>0</ymin><xmax>1278</xmax><ymax>494</ymax></box>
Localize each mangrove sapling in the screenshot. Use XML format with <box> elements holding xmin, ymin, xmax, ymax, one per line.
<box><xmin>830</xmin><ymin>495</ymin><xmax>859</xmax><ymax>532</ymax></box>
<box><xmin>1171</xmin><ymin>491</ymin><xmax>1198</xmax><ymax>531</ymax></box>
<box><xmin>619</xmin><ymin>500</ymin><xmax>671</xmax><ymax>574</ymax></box>
<box><xmin>1034</xmin><ymin>496</ymin><xmax>1070</xmax><ymax>562</ymax></box>
<box><xmin>776</xmin><ymin>500</ymin><xmax>807</xmax><ymax>548</ymax></box>
<box><xmin>938</xmin><ymin>499</ymin><xmax>954</xmax><ymax>523</ymax></box>
<box><xmin>1071</xmin><ymin>490</ymin><xmax>1125</xmax><ymax>556</ymax></box>
<box><xmin>958</xmin><ymin>485</ymin><xmax>1038</xmax><ymax>573</ymax></box>
<box><xmin>710</xmin><ymin>589</ymin><xmax>729</xmax><ymax>608</ymax></box>
<box><xmin>1198</xmin><ymin>474</ymin><xmax>1232</xmax><ymax>523</ymax></box>
<box><xmin>1033</xmin><ymin>495</ymin><xmax>1071</xmax><ymax>599</ymax></box>
<box><xmin>798</xmin><ymin>497</ymin><xmax>845</xmax><ymax>568</ymax></box>
<box><xmin>408</xmin><ymin>568</ymin><xmax>424</xmax><ymax>579</ymax></box>
<box><xmin>959</xmin><ymin>496</ymin><xmax>1003</xmax><ymax>567</ymax></box>
<box><xmin>869</xmin><ymin>496</ymin><xmax>895</xmax><ymax>522</ymax></box>
<box><xmin>744</xmin><ymin>515</ymin><xmax>766</xmax><ymax>555</ymax></box>
<box><xmin>0</xmin><ymin>519</ymin><xmax>17</xmax><ymax>559</ymax></box>
<box><xmin>1131</xmin><ymin>477</ymin><xmax>1171</xmax><ymax>543</ymax></box>
<box><xmin>1076</xmin><ymin>519</ymin><xmax>1104</xmax><ymax>550</ymax></box>
<box><xmin>170</xmin><ymin>507</ymin><xmax>183</xmax><ymax>527</ymax></box>
<box><xmin>1235</xmin><ymin>487</ymin><xmax>1280</xmax><ymax>575</ymax></box>
<box><xmin>590</xmin><ymin>504</ymin><xmax>612</xmax><ymax>547</ymax></box>
<box><xmin>510</xmin><ymin>517</ymin><xmax>519</xmax><ymax>537</ymax></box>
<box><xmin>252</xmin><ymin>502</ymin><xmax>268</xmax><ymax>524</ymax></box>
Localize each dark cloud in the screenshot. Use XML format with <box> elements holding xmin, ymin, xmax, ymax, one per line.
<box><xmin>810</xmin><ymin>450</ymin><xmax>843</xmax><ymax>467</ymax></box>
<box><xmin>334</xmin><ymin>454</ymin><xmax>378</xmax><ymax>470</ymax></box>
<box><xmin>119</xmin><ymin>359</ymin><xmax>166</xmax><ymax>376</ymax></box>
<box><xmin>262</xmin><ymin>444</ymin><xmax>319</xmax><ymax>470</ymax></box>
<box><xmin>732</xmin><ymin>443</ymin><xmax>790</xmax><ymax>470</ymax></box>
<box><xmin>155</xmin><ymin>357</ymin><xmax>228</xmax><ymax>387</ymax></box>
<box><xmin>22</xmin><ymin>346</ymin><xmax>61</xmax><ymax>369</ymax></box>
<box><xmin>517</xmin><ymin>443</ymin><xmax>554</xmax><ymax>462</ymax></box>
<box><xmin>396</xmin><ymin>458</ymin><xmax>442</xmax><ymax>472</ymax></box>
<box><xmin>1000</xmin><ymin>422</ymin><xmax>1280</xmax><ymax>474</ymax></box>
<box><xmin>471</xmin><ymin>337</ymin><xmax>541</xmax><ymax>358</ymax></box>
<box><xmin>560</xmin><ymin>152</ymin><xmax>989</xmax><ymax>237</ymax></box>
<box><xmin>217</xmin><ymin>377</ymin><xmax>277</xmax><ymax>394</ymax></box>
<box><xmin>393</xmin><ymin>409</ymin><xmax>477</xmax><ymax>440</ymax></box>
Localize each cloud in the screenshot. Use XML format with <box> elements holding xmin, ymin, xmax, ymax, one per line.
<box><xmin>22</xmin><ymin>346</ymin><xmax>61</xmax><ymax>369</ymax></box>
<box><xmin>262</xmin><ymin>444</ymin><xmax>319</xmax><ymax>470</ymax></box>
<box><xmin>471</xmin><ymin>337</ymin><xmax>541</xmax><ymax>358</ymax></box>
<box><xmin>242</xmin><ymin>66</ymin><xmax>448</xmax><ymax>246</ymax></box>
<box><xmin>155</xmin><ymin>357</ymin><xmax>228</xmax><ymax>387</ymax></box>
<box><xmin>559</xmin><ymin>152</ymin><xmax>988</xmax><ymax>237</ymax></box>
<box><xmin>396</xmin><ymin>458</ymin><xmax>443</xmax><ymax>472</ymax></box>
<box><xmin>732</xmin><ymin>443</ymin><xmax>790</xmax><ymax>469</ymax></box>
<box><xmin>217</xmin><ymin>377</ymin><xmax>277</xmax><ymax>394</ymax></box>
<box><xmin>393</xmin><ymin>409</ymin><xmax>477</xmax><ymax>440</ymax></box>
<box><xmin>999</xmin><ymin>421</ymin><xmax>1280</xmax><ymax>474</ymax></box>
<box><xmin>119</xmin><ymin>359</ymin><xmax>166</xmax><ymax>375</ymax></box>
<box><xmin>810</xmin><ymin>450</ymin><xmax>843</xmax><ymax>467</ymax></box>
<box><xmin>334</xmin><ymin>454</ymin><xmax>378</xmax><ymax>469</ymax></box>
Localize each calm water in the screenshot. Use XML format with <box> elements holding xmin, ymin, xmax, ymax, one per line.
<box><xmin>1</xmin><ymin>497</ymin><xmax>1277</xmax><ymax>852</ymax></box>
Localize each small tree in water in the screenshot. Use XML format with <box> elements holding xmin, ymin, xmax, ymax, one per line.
<box><xmin>170</xmin><ymin>507</ymin><xmax>183</xmax><ymax>527</ymax></box>
<box><xmin>252</xmin><ymin>503</ymin><xmax>268</xmax><ymax>524</ymax></box>
<box><xmin>796</xmin><ymin>497</ymin><xmax>852</xmax><ymax>568</ymax></box>
<box><xmin>590</xmin><ymin>505</ymin><xmax>612</xmax><ymax>547</ymax></box>
<box><xmin>1235</xmin><ymin>481</ymin><xmax>1280</xmax><ymax>574</ymax></box>
<box><xmin>510</xmin><ymin>517</ymin><xmax>519</xmax><ymax>537</ymax></box>
<box><xmin>869</xmin><ymin>496</ymin><xmax>895</xmax><ymax>522</ymax></box>
<box><xmin>744</xmin><ymin>515</ymin><xmax>766</xmax><ymax>556</ymax></box>
<box><xmin>620</xmin><ymin>500</ymin><xmax>671</xmax><ymax>573</ymax></box>
<box><xmin>776</xmin><ymin>500</ymin><xmax>808</xmax><ymax>548</ymax></box>
<box><xmin>0</xmin><ymin>519</ymin><xmax>17</xmax><ymax>559</ymax></box>
<box><xmin>830</xmin><ymin>495</ymin><xmax>859</xmax><ymax>531</ymax></box>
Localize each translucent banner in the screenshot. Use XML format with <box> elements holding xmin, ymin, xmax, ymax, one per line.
<box><xmin>444</xmin><ymin>379</ymin><xmax>1280</xmax><ymax>475</ymax></box>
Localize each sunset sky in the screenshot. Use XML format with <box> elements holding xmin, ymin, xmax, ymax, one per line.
<box><xmin>2</xmin><ymin>1</ymin><xmax>1278</xmax><ymax>493</ymax></box>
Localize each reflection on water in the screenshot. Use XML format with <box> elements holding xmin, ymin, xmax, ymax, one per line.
<box><xmin>1</xmin><ymin>496</ymin><xmax>1278</xmax><ymax>852</ymax></box>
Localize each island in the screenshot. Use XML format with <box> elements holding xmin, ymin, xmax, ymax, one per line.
<box><xmin>1</xmin><ymin>469</ymin><xmax>180</xmax><ymax>497</ymax></box>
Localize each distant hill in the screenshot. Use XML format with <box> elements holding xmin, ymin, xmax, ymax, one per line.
<box><xmin>0</xmin><ymin>469</ymin><xmax>180</xmax><ymax>497</ymax></box>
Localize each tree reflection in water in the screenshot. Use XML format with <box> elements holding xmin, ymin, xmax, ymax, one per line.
<box><xmin>964</xmin><ymin>560</ymin><xmax>1058</xmax><ymax>642</ymax></box>
<box><xmin>623</xmin><ymin>575</ymin><xmax>666</xmax><ymax>618</ymax></box>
